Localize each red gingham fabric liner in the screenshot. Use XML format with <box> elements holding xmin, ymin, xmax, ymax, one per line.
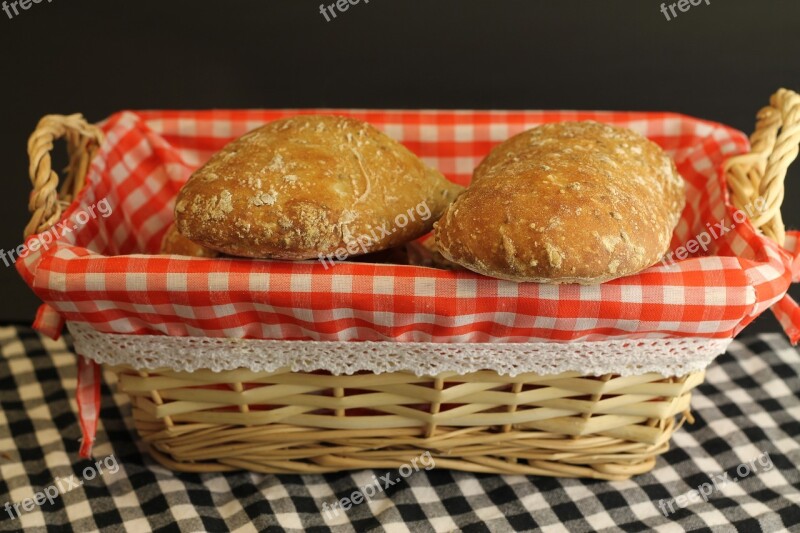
<box><xmin>33</xmin><ymin>302</ymin><xmax>64</xmax><ymax>341</ymax></box>
<box><xmin>76</xmin><ymin>354</ymin><xmax>100</xmax><ymax>457</ymax></box>
<box><xmin>16</xmin><ymin>109</ymin><xmax>800</xmax><ymax>344</ymax></box>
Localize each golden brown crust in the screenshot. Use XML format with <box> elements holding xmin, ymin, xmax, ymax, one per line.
<box><xmin>175</xmin><ymin>115</ymin><xmax>463</xmax><ymax>259</ymax></box>
<box><xmin>160</xmin><ymin>223</ymin><xmax>219</xmax><ymax>257</ymax></box>
<box><xmin>435</xmin><ymin>121</ymin><xmax>685</xmax><ymax>283</ymax></box>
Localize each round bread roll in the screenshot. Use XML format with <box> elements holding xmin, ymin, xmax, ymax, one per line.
<box><xmin>175</xmin><ymin>115</ymin><xmax>463</xmax><ymax>260</ymax></box>
<box><xmin>435</xmin><ymin>121</ymin><xmax>685</xmax><ymax>284</ymax></box>
<box><xmin>160</xmin><ymin>223</ymin><xmax>219</xmax><ymax>257</ymax></box>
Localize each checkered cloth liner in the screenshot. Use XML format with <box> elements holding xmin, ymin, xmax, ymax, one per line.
<box><xmin>15</xmin><ymin>110</ymin><xmax>800</xmax><ymax>345</ymax></box>
<box><xmin>2</xmin><ymin>325</ymin><xmax>799</xmax><ymax>531</ymax></box>
<box><xmin>75</xmin><ymin>355</ymin><xmax>99</xmax><ymax>459</ymax></box>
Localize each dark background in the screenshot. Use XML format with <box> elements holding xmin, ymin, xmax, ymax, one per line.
<box><xmin>0</xmin><ymin>0</ymin><xmax>798</xmax><ymax>333</ymax></box>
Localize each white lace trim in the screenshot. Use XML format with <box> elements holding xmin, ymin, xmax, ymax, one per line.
<box><xmin>67</xmin><ymin>322</ymin><xmax>731</xmax><ymax>377</ymax></box>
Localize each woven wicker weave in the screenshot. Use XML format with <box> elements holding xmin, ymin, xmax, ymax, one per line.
<box><xmin>109</xmin><ymin>366</ymin><xmax>702</xmax><ymax>478</ymax></box>
<box><xmin>25</xmin><ymin>90</ymin><xmax>800</xmax><ymax>479</ymax></box>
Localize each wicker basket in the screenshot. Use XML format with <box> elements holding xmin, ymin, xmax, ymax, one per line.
<box><xmin>24</xmin><ymin>90</ymin><xmax>800</xmax><ymax>480</ymax></box>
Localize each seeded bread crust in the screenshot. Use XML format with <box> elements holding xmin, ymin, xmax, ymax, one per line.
<box><xmin>175</xmin><ymin>115</ymin><xmax>464</xmax><ymax>259</ymax></box>
<box><xmin>434</xmin><ymin>121</ymin><xmax>685</xmax><ymax>284</ymax></box>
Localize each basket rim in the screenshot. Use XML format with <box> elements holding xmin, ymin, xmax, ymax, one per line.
<box><xmin>69</xmin><ymin>321</ymin><xmax>731</xmax><ymax>377</ymax></box>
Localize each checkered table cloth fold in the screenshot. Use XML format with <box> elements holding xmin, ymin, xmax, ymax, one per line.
<box><xmin>1</xmin><ymin>325</ymin><xmax>798</xmax><ymax>532</ymax></box>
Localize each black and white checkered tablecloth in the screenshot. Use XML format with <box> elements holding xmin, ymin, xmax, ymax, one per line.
<box><xmin>1</xmin><ymin>324</ymin><xmax>799</xmax><ymax>532</ymax></box>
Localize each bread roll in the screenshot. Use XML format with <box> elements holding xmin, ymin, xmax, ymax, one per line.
<box><xmin>160</xmin><ymin>223</ymin><xmax>219</xmax><ymax>257</ymax></box>
<box><xmin>175</xmin><ymin>115</ymin><xmax>463</xmax><ymax>259</ymax></box>
<box><xmin>435</xmin><ymin>121</ymin><xmax>685</xmax><ymax>283</ymax></box>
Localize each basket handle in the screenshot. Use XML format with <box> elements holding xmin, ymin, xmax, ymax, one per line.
<box><xmin>24</xmin><ymin>114</ymin><xmax>104</xmax><ymax>239</ymax></box>
<box><xmin>724</xmin><ymin>88</ymin><xmax>800</xmax><ymax>246</ymax></box>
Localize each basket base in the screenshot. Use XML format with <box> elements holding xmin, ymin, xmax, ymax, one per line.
<box><xmin>140</xmin><ymin>427</ymin><xmax>670</xmax><ymax>480</ymax></box>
